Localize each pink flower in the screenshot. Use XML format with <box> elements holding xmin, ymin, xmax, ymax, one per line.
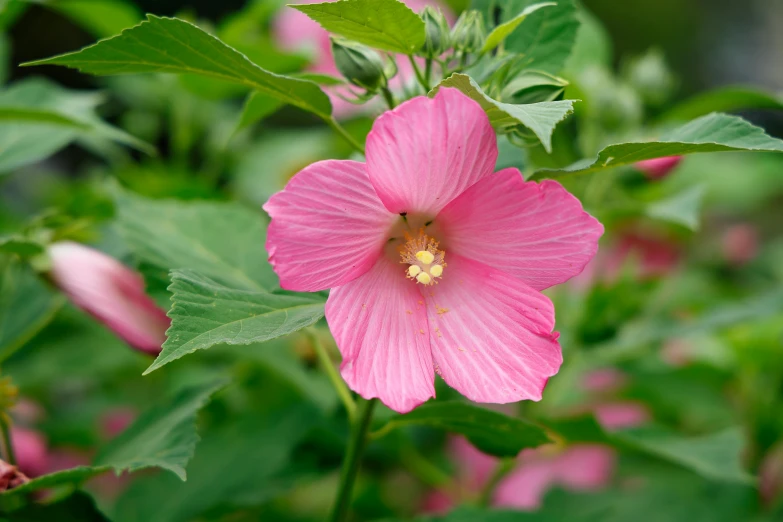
<box><xmin>264</xmin><ymin>89</ymin><xmax>603</xmax><ymax>413</ymax></box>
<box><xmin>274</xmin><ymin>0</ymin><xmax>452</xmax><ymax>119</ymax></box>
<box><xmin>721</xmin><ymin>223</ymin><xmax>758</xmax><ymax>266</ymax></box>
<box><xmin>47</xmin><ymin>242</ymin><xmax>170</xmax><ymax>355</ymax></box>
<box><xmin>635</xmin><ymin>156</ymin><xmax>683</xmax><ymax>179</ymax></box>
<box><xmin>11</xmin><ymin>426</ymin><xmax>49</xmax><ymax>478</ymax></box>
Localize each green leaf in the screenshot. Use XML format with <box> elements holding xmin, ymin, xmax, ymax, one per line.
<box><xmin>114</xmin><ymin>188</ymin><xmax>278</xmax><ymax>292</ymax></box>
<box><xmin>0</xmin><ymin>466</ymin><xmax>107</xmax><ymax>498</ymax></box>
<box><xmin>110</xmin><ymin>407</ymin><xmax>320</xmax><ymax>522</ymax></box>
<box><xmin>49</xmin><ymin>0</ymin><xmax>142</xmax><ymax>38</ymax></box>
<box><xmin>2</xmin><ymin>491</ymin><xmax>110</xmax><ymax>521</ymax></box>
<box><xmin>94</xmin><ymin>379</ymin><xmax>227</xmax><ymax>480</ymax></box>
<box><xmin>0</xmin><ymin>78</ymin><xmax>153</xmax><ymax>172</ymax></box>
<box><xmin>0</xmin><ymin>236</ymin><xmax>45</xmax><ymax>257</ymax></box>
<box><xmin>22</xmin><ymin>15</ymin><xmax>332</xmax><ymax>119</ymax></box>
<box><xmin>482</xmin><ymin>2</ymin><xmax>555</xmax><ymax>53</ymax></box>
<box><xmin>147</xmin><ymin>270</ymin><xmax>324</xmax><ymax>374</ymax></box>
<box><xmin>292</xmin><ymin>0</ymin><xmax>426</xmax><ymax>54</ymax></box>
<box><xmin>532</xmin><ymin>113</ymin><xmax>783</xmax><ymax>179</ymax></box>
<box><xmin>646</xmin><ymin>185</ymin><xmax>706</xmax><ymax>231</ymax></box>
<box><xmin>432</xmin><ymin>74</ymin><xmax>574</xmax><ymax>152</ymax></box>
<box><xmin>661</xmin><ymin>86</ymin><xmax>783</xmax><ymax>123</ymax></box>
<box><xmin>234</xmin><ymin>91</ymin><xmax>283</xmax><ymax>134</ymax></box>
<box><xmin>502</xmin><ymin>0</ymin><xmax>579</xmax><ymax>74</ymax></box>
<box><xmin>0</xmin><ymin>259</ymin><xmax>64</xmax><ymax>364</ymax></box>
<box><xmin>614</xmin><ymin>427</ymin><xmax>755</xmax><ymax>485</ymax></box>
<box><xmin>375</xmin><ymin>401</ymin><xmax>551</xmax><ymax>457</ymax></box>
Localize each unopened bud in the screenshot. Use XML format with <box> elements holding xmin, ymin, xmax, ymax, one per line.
<box><xmin>420</xmin><ymin>6</ymin><xmax>450</xmax><ymax>58</ymax></box>
<box><xmin>331</xmin><ymin>37</ymin><xmax>386</xmax><ymax>91</ymax></box>
<box><xmin>450</xmin><ymin>10</ymin><xmax>486</xmax><ymax>54</ymax></box>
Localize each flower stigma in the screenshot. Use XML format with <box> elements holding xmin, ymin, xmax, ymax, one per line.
<box><xmin>400</xmin><ymin>229</ymin><xmax>446</xmax><ymax>285</ymax></box>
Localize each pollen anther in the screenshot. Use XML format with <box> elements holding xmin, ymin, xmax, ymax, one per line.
<box><xmin>430</xmin><ymin>264</ymin><xmax>443</xmax><ymax>277</ymax></box>
<box><xmin>416</xmin><ymin>272</ymin><xmax>432</xmax><ymax>285</ymax></box>
<box><xmin>408</xmin><ymin>265</ymin><xmax>421</xmax><ymax>277</ymax></box>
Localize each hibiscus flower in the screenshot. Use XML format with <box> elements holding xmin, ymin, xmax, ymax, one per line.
<box><xmin>264</xmin><ymin>88</ymin><xmax>603</xmax><ymax>412</ymax></box>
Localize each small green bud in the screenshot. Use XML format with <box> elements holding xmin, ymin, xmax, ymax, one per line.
<box><xmin>420</xmin><ymin>6</ymin><xmax>450</xmax><ymax>57</ymax></box>
<box><xmin>623</xmin><ymin>49</ymin><xmax>676</xmax><ymax>107</ymax></box>
<box><xmin>450</xmin><ymin>10</ymin><xmax>486</xmax><ymax>54</ymax></box>
<box><xmin>331</xmin><ymin>37</ymin><xmax>387</xmax><ymax>91</ymax></box>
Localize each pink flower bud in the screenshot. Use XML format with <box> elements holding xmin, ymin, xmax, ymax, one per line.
<box><xmin>635</xmin><ymin>156</ymin><xmax>683</xmax><ymax>179</ymax></box>
<box><xmin>47</xmin><ymin>242</ymin><xmax>169</xmax><ymax>355</ymax></box>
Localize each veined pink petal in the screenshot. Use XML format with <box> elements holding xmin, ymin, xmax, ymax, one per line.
<box><xmin>437</xmin><ymin>169</ymin><xmax>604</xmax><ymax>291</ymax></box>
<box><xmin>366</xmin><ymin>88</ymin><xmax>498</xmax><ymax>215</ymax></box>
<box><xmin>264</xmin><ymin>160</ymin><xmax>397</xmax><ymax>292</ymax></box>
<box><xmin>48</xmin><ymin>242</ymin><xmax>169</xmax><ymax>355</ymax></box>
<box><xmin>326</xmin><ymin>257</ymin><xmax>435</xmax><ymax>413</ymax></box>
<box><xmin>424</xmin><ymin>254</ymin><xmax>562</xmax><ymax>403</ymax></box>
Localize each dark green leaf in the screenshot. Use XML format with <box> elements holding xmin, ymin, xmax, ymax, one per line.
<box><xmin>114</xmin><ymin>187</ymin><xmax>278</xmax><ymax>292</ymax></box>
<box><xmin>22</xmin><ymin>15</ymin><xmax>332</xmax><ymax>118</ymax></box>
<box><xmin>432</xmin><ymin>74</ymin><xmax>574</xmax><ymax>152</ymax></box>
<box><xmin>94</xmin><ymin>379</ymin><xmax>227</xmax><ymax>480</ymax></box>
<box><xmin>292</xmin><ymin>0</ymin><xmax>426</xmax><ymax>54</ymax></box>
<box><xmin>532</xmin><ymin>113</ymin><xmax>783</xmax><ymax>179</ymax></box>
<box><xmin>3</xmin><ymin>491</ymin><xmax>110</xmax><ymax>521</ymax></box>
<box><xmin>147</xmin><ymin>270</ymin><xmax>324</xmax><ymax>374</ymax></box>
<box><xmin>661</xmin><ymin>86</ymin><xmax>783</xmax><ymax>123</ymax></box>
<box><xmin>502</xmin><ymin>0</ymin><xmax>579</xmax><ymax>74</ymax></box>
<box><xmin>376</xmin><ymin>401</ymin><xmax>551</xmax><ymax>457</ymax></box>
<box><xmin>234</xmin><ymin>91</ymin><xmax>283</xmax><ymax>134</ymax></box>
<box><xmin>0</xmin><ymin>236</ymin><xmax>45</xmax><ymax>257</ymax></box>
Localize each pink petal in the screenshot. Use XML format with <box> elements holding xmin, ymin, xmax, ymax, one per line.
<box><xmin>494</xmin><ymin>458</ymin><xmax>557</xmax><ymax>510</ymax></box>
<box><xmin>424</xmin><ymin>254</ymin><xmax>562</xmax><ymax>403</ymax></box>
<box><xmin>264</xmin><ymin>160</ymin><xmax>397</xmax><ymax>292</ymax></box>
<box><xmin>48</xmin><ymin>242</ymin><xmax>169</xmax><ymax>355</ymax></box>
<box><xmin>366</xmin><ymin>88</ymin><xmax>498</xmax><ymax>215</ymax></box>
<box><xmin>554</xmin><ymin>445</ymin><xmax>615</xmax><ymax>489</ymax></box>
<box><xmin>437</xmin><ymin>169</ymin><xmax>604</xmax><ymax>291</ymax></box>
<box><xmin>326</xmin><ymin>257</ymin><xmax>435</xmax><ymax>413</ymax></box>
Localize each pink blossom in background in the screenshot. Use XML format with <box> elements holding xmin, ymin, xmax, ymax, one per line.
<box><xmin>100</xmin><ymin>408</ymin><xmax>137</xmax><ymax>440</ymax></box>
<box><xmin>274</xmin><ymin>0</ymin><xmax>452</xmax><ymax>119</ymax></box>
<box><xmin>594</xmin><ymin>402</ymin><xmax>651</xmax><ymax>430</ymax></box>
<box><xmin>11</xmin><ymin>426</ymin><xmax>49</xmax><ymax>477</ymax></box>
<box><xmin>635</xmin><ymin>156</ymin><xmax>683</xmax><ymax>179</ymax></box>
<box><xmin>48</xmin><ymin>242</ymin><xmax>170</xmax><ymax>356</ymax></box>
<box><xmin>580</xmin><ymin>368</ymin><xmax>627</xmax><ymax>392</ymax></box>
<box><xmin>760</xmin><ymin>443</ymin><xmax>783</xmax><ymax>506</ymax></box>
<box><xmin>721</xmin><ymin>223</ymin><xmax>759</xmax><ymax>266</ymax></box>
<box><xmin>264</xmin><ymin>89</ymin><xmax>604</xmax><ymax>413</ymax></box>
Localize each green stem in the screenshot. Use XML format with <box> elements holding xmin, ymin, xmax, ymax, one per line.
<box><xmin>380</xmin><ymin>87</ymin><xmax>396</xmax><ymax>110</ymax></box>
<box><xmin>0</xmin><ymin>414</ymin><xmax>16</xmax><ymax>466</ymax></box>
<box><xmin>478</xmin><ymin>458</ymin><xmax>515</xmax><ymax>506</ymax></box>
<box><xmin>326</xmin><ymin>117</ymin><xmax>365</xmax><ymax>155</ymax></box>
<box><xmin>330</xmin><ymin>398</ymin><xmax>377</xmax><ymax>522</ymax></box>
<box><xmin>424</xmin><ymin>58</ymin><xmax>433</xmax><ymax>89</ymax></box>
<box><xmin>307</xmin><ymin>329</ymin><xmax>356</xmax><ymax>424</ymax></box>
<box><xmin>407</xmin><ymin>55</ymin><xmax>430</xmax><ymax>91</ymax></box>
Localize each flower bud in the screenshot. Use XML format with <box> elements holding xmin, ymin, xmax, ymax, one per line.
<box><xmin>635</xmin><ymin>156</ymin><xmax>682</xmax><ymax>180</ymax></box>
<box><xmin>450</xmin><ymin>10</ymin><xmax>486</xmax><ymax>54</ymax></box>
<box><xmin>47</xmin><ymin>242</ymin><xmax>170</xmax><ymax>355</ymax></box>
<box><xmin>420</xmin><ymin>6</ymin><xmax>450</xmax><ymax>58</ymax></box>
<box><xmin>331</xmin><ymin>37</ymin><xmax>387</xmax><ymax>91</ymax></box>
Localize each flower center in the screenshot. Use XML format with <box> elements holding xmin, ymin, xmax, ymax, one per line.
<box><xmin>399</xmin><ymin>229</ymin><xmax>446</xmax><ymax>285</ymax></box>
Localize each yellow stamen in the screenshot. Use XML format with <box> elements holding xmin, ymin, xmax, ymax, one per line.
<box><xmin>430</xmin><ymin>264</ymin><xmax>443</xmax><ymax>277</ymax></box>
<box><xmin>408</xmin><ymin>265</ymin><xmax>422</xmax><ymax>277</ymax></box>
<box><xmin>415</xmin><ymin>250</ymin><xmax>435</xmax><ymax>265</ymax></box>
<box><xmin>416</xmin><ymin>272</ymin><xmax>432</xmax><ymax>285</ymax></box>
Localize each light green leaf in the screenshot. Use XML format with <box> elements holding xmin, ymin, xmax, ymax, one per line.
<box><xmin>375</xmin><ymin>401</ymin><xmax>551</xmax><ymax>457</ymax></box>
<box><xmin>292</xmin><ymin>71</ymin><xmax>346</xmax><ymax>86</ymax></box>
<box><xmin>432</xmin><ymin>73</ymin><xmax>574</xmax><ymax>152</ymax></box>
<box><xmin>661</xmin><ymin>86</ymin><xmax>783</xmax><ymax>123</ymax></box>
<box><xmin>502</xmin><ymin>0</ymin><xmax>579</xmax><ymax>74</ymax></box>
<box><xmin>0</xmin><ymin>259</ymin><xmax>64</xmax><ymax>363</ymax></box>
<box><xmin>532</xmin><ymin>113</ymin><xmax>783</xmax><ymax>179</ymax></box>
<box><xmin>147</xmin><ymin>270</ymin><xmax>324</xmax><ymax>374</ymax></box>
<box><xmin>292</xmin><ymin>0</ymin><xmax>426</xmax><ymax>54</ymax></box>
<box><xmin>235</xmin><ymin>91</ymin><xmax>283</xmax><ymax>134</ymax></box>
<box><xmin>114</xmin><ymin>188</ymin><xmax>278</xmax><ymax>292</ymax></box>
<box><xmin>22</xmin><ymin>15</ymin><xmax>332</xmax><ymax>119</ymax></box>
<box><xmin>614</xmin><ymin>427</ymin><xmax>755</xmax><ymax>485</ymax></box>
<box><xmin>0</xmin><ymin>78</ymin><xmax>153</xmax><ymax>172</ymax></box>
<box><xmin>94</xmin><ymin>379</ymin><xmax>227</xmax><ymax>480</ymax></box>
<box><xmin>0</xmin><ymin>466</ymin><xmax>107</xmax><ymax>498</ymax></box>
<box><xmin>646</xmin><ymin>185</ymin><xmax>706</xmax><ymax>231</ymax></box>
<box><xmin>110</xmin><ymin>407</ymin><xmax>320</xmax><ymax>522</ymax></box>
<box><xmin>500</xmin><ymin>69</ymin><xmax>569</xmax><ymax>104</ymax></box>
<box><xmin>482</xmin><ymin>2</ymin><xmax>555</xmax><ymax>53</ymax></box>
<box><xmin>49</xmin><ymin>0</ymin><xmax>142</xmax><ymax>38</ymax></box>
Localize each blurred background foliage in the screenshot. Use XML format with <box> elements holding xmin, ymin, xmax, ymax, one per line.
<box><xmin>0</xmin><ymin>0</ymin><xmax>782</xmax><ymax>521</ymax></box>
